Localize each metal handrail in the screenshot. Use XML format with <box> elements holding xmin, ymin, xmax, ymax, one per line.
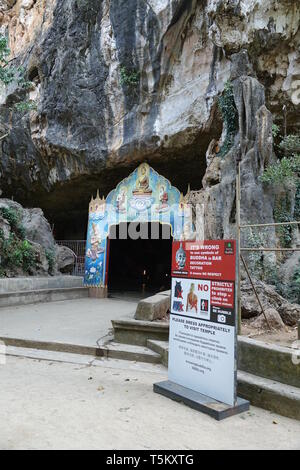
<box><xmin>240</xmin><ymin>221</ymin><xmax>300</xmax><ymax>229</ymax></box>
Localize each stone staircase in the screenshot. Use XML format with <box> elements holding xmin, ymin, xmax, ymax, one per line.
<box><xmin>143</xmin><ymin>335</ymin><xmax>300</xmax><ymax>421</ymax></box>
<box><xmin>110</xmin><ymin>295</ymin><xmax>300</xmax><ymax>420</ymax></box>
<box><xmin>0</xmin><ymin>276</ymin><xmax>88</xmax><ymax>308</ymax></box>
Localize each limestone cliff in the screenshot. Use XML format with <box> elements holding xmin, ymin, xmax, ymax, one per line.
<box><xmin>0</xmin><ymin>0</ymin><xmax>299</xmax><ymax>237</ymax></box>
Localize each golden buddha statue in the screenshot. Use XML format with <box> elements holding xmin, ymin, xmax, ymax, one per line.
<box><xmin>133</xmin><ymin>163</ymin><xmax>152</xmax><ymax>196</ymax></box>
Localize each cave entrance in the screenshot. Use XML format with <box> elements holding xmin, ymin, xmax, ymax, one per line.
<box><xmin>107</xmin><ymin>222</ymin><xmax>172</xmax><ymax>298</ymax></box>
<box><xmin>84</xmin><ymin>163</ymin><xmax>194</xmax><ymax>297</ymax></box>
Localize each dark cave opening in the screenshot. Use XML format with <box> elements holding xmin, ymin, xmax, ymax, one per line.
<box><xmin>107</xmin><ymin>222</ymin><xmax>173</xmax><ymax>295</ymax></box>
<box><xmin>28</xmin><ymin>67</ymin><xmax>40</xmax><ymax>84</ymax></box>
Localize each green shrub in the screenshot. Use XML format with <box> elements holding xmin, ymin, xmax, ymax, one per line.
<box><xmin>0</xmin><ymin>234</ymin><xmax>36</xmax><ymax>273</ymax></box>
<box><xmin>14</xmin><ymin>100</ymin><xmax>37</xmax><ymax>113</ymax></box>
<box><xmin>0</xmin><ymin>35</ymin><xmax>15</xmax><ymax>85</ymax></box>
<box><xmin>290</xmin><ymin>262</ymin><xmax>300</xmax><ymax>304</ymax></box>
<box><xmin>120</xmin><ymin>66</ymin><xmax>140</xmax><ymax>87</ymax></box>
<box><xmin>46</xmin><ymin>249</ymin><xmax>55</xmax><ymax>275</ymax></box>
<box><xmin>0</xmin><ymin>36</ymin><xmax>36</xmax><ymax>89</ymax></box>
<box><xmin>266</xmin><ymin>260</ymin><xmax>300</xmax><ymax>304</ymax></box>
<box><xmin>279</xmin><ymin>135</ymin><xmax>300</xmax><ymax>155</ymax></box>
<box><xmin>295</xmin><ymin>183</ymin><xmax>300</xmax><ymax>221</ymax></box>
<box><xmin>20</xmin><ymin>240</ymin><xmax>36</xmax><ymax>272</ymax></box>
<box><xmin>260</xmin><ymin>150</ymin><xmax>300</xmax><ymax>244</ymax></box>
<box><xmin>246</xmin><ymin>229</ymin><xmax>266</xmax><ymax>279</ymax></box>
<box><xmin>0</xmin><ymin>35</ymin><xmax>37</xmax><ymax>137</ymax></box>
<box><xmin>274</xmin><ymin>194</ymin><xmax>293</xmax><ymax>248</ymax></box>
<box><xmin>0</xmin><ymin>207</ymin><xmax>26</xmax><ymax>239</ymax></box>
<box><xmin>272</xmin><ymin>124</ymin><xmax>281</xmax><ymax>139</ymax></box>
<box><xmin>260</xmin><ymin>156</ymin><xmax>297</xmax><ymax>186</ymax></box>
<box><xmin>218</xmin><ymin>81</ymin><xmax>239</xmax><ymax>157</ymax></box>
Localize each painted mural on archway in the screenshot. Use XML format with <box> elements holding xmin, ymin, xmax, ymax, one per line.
<box><xmin>84</xmin><ymin>163</ymin><xmax>194</xmax><ymax>287</ymax></box>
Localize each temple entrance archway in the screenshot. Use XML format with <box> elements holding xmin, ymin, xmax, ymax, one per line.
<box><xmin>84</xmin><ymin>163</ymin><xmax>194</xmax><ymax>297</ymax></box>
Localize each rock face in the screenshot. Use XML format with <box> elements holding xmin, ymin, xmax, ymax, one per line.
<box><xmin>0</xmin><ymin>0</ymin><xmax>299</xmax><ymax>236</ymax></box>
<box><xmin>251</xmin><ymin>307</ymin><xmax>285</xmax><ymax>331</ymax></box>
<box><xmin>241</xmin><ymin>278</ymin><xmax>300</xmax><ymax>327</ymax></box>
<box><xmin>56</xmin><ymin>245</ymin><xmax>75</xmax><ymax>274</ymax></box>
<box><xmin>0</xmin><ymin>197</ymin><xmax>73</xmax><ymax>276</ymax></box>
<box><xmin>22</xmin><ymin>207</ymin><xmax>55</xmax><ymax>250</ymax></box>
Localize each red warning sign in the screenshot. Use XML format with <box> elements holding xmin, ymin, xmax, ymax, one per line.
<box><xmin>172</xmin><ymin>240</ymin><xmax>236</xmax><ymax>282</ymax></box>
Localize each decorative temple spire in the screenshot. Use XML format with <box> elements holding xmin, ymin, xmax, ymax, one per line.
<box><xmin>89</xmin><ymin>190</ymin><xmax>106</xmax><ymax>214</ymax></box>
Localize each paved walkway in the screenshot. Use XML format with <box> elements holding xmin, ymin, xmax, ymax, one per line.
<box><xmin>0</xmin><ymin>298</ymin><xmax>137</xmax><ymax>347</ymax></box>
<box><xmin>1</xmin><ymin>355</ymin><xmax>300</xmax><ymax>450</ymax></box>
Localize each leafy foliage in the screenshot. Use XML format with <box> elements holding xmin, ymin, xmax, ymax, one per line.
<box><xmin>120</xmin><ymin>66</ymin><xmax>140</xmax><ymax>87</ymax></box>
<box><xmin>218</xmin><ymin>81</ymin><xmax>239</xmax><ymax>157</ymax></box>
<box><xmin>245</xmin><ymin>227</ymin><xmax>299</xmax><ymax>301</ymax></box>
<box><xmin>16</xmin><ymin>68</ymin><xmax>34</xmax><ymax>90</ymax></box>
<box><xmin>279</xmin><ymin>134</ymin><xmax>300</xmax><ymax>155</ymax></box>
<box><xmin>46</xmin><ymin>249</ymin><xmax>55</xmax><ymax>275</ymax></box>
<box><xmin>264</xmin><ymin>260</ymin><xmax>300</xmax><ymax>304</ymax></box>
<box><xmin>0</xmin><ymin>234</ymin><xmax>36</xmax><ymax>274</ymax></box>
<box><xmin>0</xmin><ymin>36</ymin><xmax>15</xmax><ymax>85</ymax></box>
<box><xmin>273</xmin><ymin>194</ymin><xmax>293</xmax><ymax>248</ymax></box>
<box><xmin>0</xmin><ymin>37</ymin><xmax>32</xmax><ymax>88</ymax></box>
<box><xmin>295</xmin><ymin>183</ymin><xmax>300</xmax><ymax>221</ymax></box>
<box><xmin>0</xmin><ymin>207</ymin><xmax>38</xmax><ymax>276</ymax></box>
<box><xmin>0</xmin><ymin>207</ymin><xmax>25</xmax><ymax>239</ymax></box>
<box><xmin>260</xmin><ymin>155</ymin><xmax>299</xmax><ymax>186</ymax></box>
<box><xmin>260</xmin><ymin>129</ymin><xmax>300</xmax><ymax>248</ymax></box>
<box><xmin>289</xmin><ymin>261</ymin><xmax>300</xmax><ymax>304</ymax></box>
<box><xmin>246</xmin><ymin>229</ymin><xmax>269</xmax><ymax>281</ymax></box>
<box><xmin>14</xmin><ymin>101</ymin><xmax>37</xmax><ymax>113</ymax></box>
<box><xmin>0</xmin><ymin>35</ymin><xmax>36</xmax><ymax>137</ymax></box>
<box><xmin>76</xmin><ymin>0</ymin><xmax>99</xmax><ymax>20</ymax></box>
<box><xmin>272</xmin><ymin>124</ymin><xmax>280</xmax><ymax>139</ymax></box>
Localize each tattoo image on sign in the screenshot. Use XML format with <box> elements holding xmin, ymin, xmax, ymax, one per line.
<box><xmin>169</xmin><ymin>240</ymin><xmax>237</xmax><ymax>406</ymax></box>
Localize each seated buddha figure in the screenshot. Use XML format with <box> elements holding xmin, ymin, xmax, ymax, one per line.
<box><xmin>133</xmin><ymin>164</ymin><xmax>152</xmax><ymax>196</ymax></box>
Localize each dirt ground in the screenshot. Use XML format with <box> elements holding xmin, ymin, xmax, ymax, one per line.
<box><xmin>1</xmin><ymin>355</ymin><xmax>300</xmax><ymax>450</ymax></box>
<box><xmin>160</xmin><ymin>313</ymin><xmax>299</xmax><ymax>349</ymax></box>
<box><xmin>241</xmin><ymin>321</ymin><xmax>298</xmax><ymax>348</ymax></box>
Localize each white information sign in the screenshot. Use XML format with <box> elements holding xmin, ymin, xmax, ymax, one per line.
<box><xmin>169</xmin><ymin>240</ymin><xmax>237</xmax><ymax>406</ymax></box>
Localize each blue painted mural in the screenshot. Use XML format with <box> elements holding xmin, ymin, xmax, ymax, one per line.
<box><xmin>84</xmin><ymin>163</ymin><xmax>194</xmax><ymax>287</ymax></box>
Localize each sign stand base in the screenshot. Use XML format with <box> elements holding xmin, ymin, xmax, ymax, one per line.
<box><xmin>154</xmin><ymin>380</ymin><xmax>250</xmax><ymax>421</ymax></box>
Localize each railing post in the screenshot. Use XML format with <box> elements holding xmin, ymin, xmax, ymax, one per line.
<box><xmin>236</xmin><ymin>162</ymin><xmax>242</xmax><ymax>335</ymax></box>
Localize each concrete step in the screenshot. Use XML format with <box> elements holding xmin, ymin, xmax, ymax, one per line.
<box><xmin>237</xmin><ymin>371</ymin><xmax>300</xmax><ymax>421</ymax></box>
<box><xmin>0</xmin><ymin>286</ymin><xmax>89</xmax><ymax>308</ymax></box>
<box><xmin>4</xmin><ymin>346</ymin><xmax>167</xmax><ymax>374</ymax></box>
<box><xmin>105</xmin><ymin>342</ymin><xmax>161</xmax><ymax>364</ymax></box>
<box><xmin>112</xmin><ymin>318</ymin><xmax>169</xmax><ymax>346</ymax></box>
<box><xmin>147</xmin><ymin>339</ymin><xmax>169</xmax><ymax>367</ymax></box>
<box><xmin>0</xmin><ymin>336</ymin><xmax>161</xmax><ymax>364</ymax></box>
<box><xmin>238</xmin><ymin>336</ymin><xmax>300</xmax><ymax>389</ymax></box>
<box><xmin>115</xmin><ymin>321</ymin><xmax>300</xmax><ymax>390</ymax></box>
<box><xmin>0</xmin><ymin>276</ymin><xmax>83</xmax><ymax>294</ymax></box>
